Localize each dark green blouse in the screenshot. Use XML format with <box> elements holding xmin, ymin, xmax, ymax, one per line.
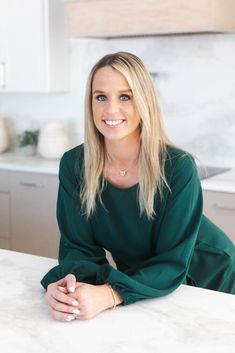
<box><xmin>41</xmin><ymin>144</ymin><xmax>235</xmax><ymax>304</ymax></box>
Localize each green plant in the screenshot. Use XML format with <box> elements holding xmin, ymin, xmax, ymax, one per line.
<box><xmin>16</xmin><ymin>130</ymin><xmax>39</xmax><ymax>148</ymax></box>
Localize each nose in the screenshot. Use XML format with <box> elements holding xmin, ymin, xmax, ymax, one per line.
<box><xmin>105</xmin><ymin>98</ymin><xmax>120</xmax><ymax>115</ymax></box>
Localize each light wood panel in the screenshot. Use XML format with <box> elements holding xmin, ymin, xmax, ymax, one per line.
<box><xmin>67</xmin><ymin>0</ymin><xmax>235</xmax><ymax>37</ymax></box>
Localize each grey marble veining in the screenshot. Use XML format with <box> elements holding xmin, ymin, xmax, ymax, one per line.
<box><xmin>107</xmin><ymin>34</ymin><xmax>235</xmax><ymax>167</ymax></box>
<box><xmin>0</xmin><ymin>249</ymin><xmax>235</xmax><ymax>353</ymax></box>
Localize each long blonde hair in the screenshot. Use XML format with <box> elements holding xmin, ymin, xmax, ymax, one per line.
<box><xmin>81</xmin><ymin>51</ymin><xmax>173</xmax><ymax>219</ymax></box>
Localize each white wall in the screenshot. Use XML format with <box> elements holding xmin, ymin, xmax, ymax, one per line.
<box><xmin>0</xmin><ymin>33</ymin><xmax>235</xmax><ymax>167</ymax></box>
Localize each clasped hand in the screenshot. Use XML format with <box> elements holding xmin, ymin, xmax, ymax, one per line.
<box><xmin>45</xmin><ymin>274</ymin><xmax>114</xmax><ymax>321</ymax></box>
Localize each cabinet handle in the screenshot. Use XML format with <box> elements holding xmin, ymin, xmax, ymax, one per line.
<box><xmin>212</xmin><ymin>203</ymin><xmax>235</xmax><ymax>211</ymax></box>
<box><xmin>19</xmin><ymin>181</ymin><xmax>45</xmax><ymax>189</ymax></box>
<box><xmin>0</xmin><ymin>62</ymin><xmax>6</xmax><ymax>88</ymax></box>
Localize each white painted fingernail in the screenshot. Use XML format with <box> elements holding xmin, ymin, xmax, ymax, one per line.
<box><xmin>72</xmin><ymin>300</ymin><xmax>79</xmax><ymax>306</ymax></box>
<box><xmin>66</xmin><ymin>315</ymin><xmax>75</xmax><ymax>321</ymax></box>
<box><xmin>68</xmin><ymin>286</ymin><xmax>75</xmax><ymax>293</ymax></box>
<box><xmin>73</xmin><ymin>309</ymin><xmax>80</xmax><ymax>315</ymax></box>
<box><xmin>58</xmin><ymin>286</ymin><xmax>66</xmax><ymax>291</ymax></box>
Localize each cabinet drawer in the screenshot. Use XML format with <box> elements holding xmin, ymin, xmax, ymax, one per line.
<box><xmin>203</xmin><ymin>190</ymin><xmax>235</xmax><ymax>244</ymax></box>
<box><xmin>10</xmin><ymin>171</ymin><xmax>51</xmax><ymax>191</ymax></box>
<box><xmin>0</xmin><ymin>170</ymin><xmax>9</xmax><ymax>192</ymax></box>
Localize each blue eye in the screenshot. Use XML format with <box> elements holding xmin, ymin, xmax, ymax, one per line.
<box><xmin>120</xmin><ymin>94</ymin><xmax>130</xmax><ymax>101</ymax></box>
<box><xmin>96</xmin><ymin>95</ymin><xmax>106</xmax><ymax>101</ymax></box>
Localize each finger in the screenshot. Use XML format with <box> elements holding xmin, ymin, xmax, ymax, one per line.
<box><xmin>49</xmin><ymin>287</ymin><xmax>80</xmax><ymax>307</ymax></box>
<box><xmin>49</xmin><ymin>307</ymin><xmax>76</xmax><ymax>322</ymax></box>
<box><xmin>55</xmin><ymin>277</ymin><xmax>68</xmax><ymax>287</ymax></box>
<box><xmin>58</xmin><ymin>286</ymin><xmax>68</xmax><ymax>293</ymax></box>
<box><xmin>65</xmin><ymin>274</ymin><xmax>76</xmax><ymax>293</ymax></box>
<box><xmin>55</xmin><ymin>276</ymin><xmax>74</xmax><ymax>289</ymax></box>
<box><xmin>45</xmin><ymin>291</ymin><xmax>81</xmax><ymax>319</ymax></box>
<box><xmin>48</xmin><ymin>295</ymin><xmax>81</xmax><ymax>316</ymax></box>
<box><xmin>74</xmin><ymin>313</ymin><xmax>85</xmax><ymax>320</ymax></box>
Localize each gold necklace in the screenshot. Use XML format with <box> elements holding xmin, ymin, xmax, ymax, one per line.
<box><xmin>105</xmin><ymin>151</ymin><xmax>139</xmax><ymax>178</ymax></box>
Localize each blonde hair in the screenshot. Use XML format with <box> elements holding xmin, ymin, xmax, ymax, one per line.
<box><xmin>81</xmin><ymin>51</ymin><xmax>173</xmax><ymax>219</ymax></box>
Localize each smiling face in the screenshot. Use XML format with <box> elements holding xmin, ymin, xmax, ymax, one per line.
<box><xmin>91</xmin><ymin>66</ymin><xmax>141</xmax><ymax>143</ymax></box>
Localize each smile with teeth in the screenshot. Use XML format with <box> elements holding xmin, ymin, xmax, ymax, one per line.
<box><xmin>104</xmin><ymin>119</ymin><xmax>124</xmax><ymax>126</ymax></box>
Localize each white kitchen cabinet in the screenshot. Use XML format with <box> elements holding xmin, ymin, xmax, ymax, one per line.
<box><xmin>67</xmin><ymin>0</ymin><xmax>235</xmax><ymax>37</ymax></box>
<box><xmin>0</xmin><ymin>0</ymin><xmax>68</xmax><ymax>92</ymax></box>
<box><xmin>0</xmin><ymin>170</ymin><xmax>11</xmax><ymax>250</ymax></box>
<box><xmin>10</xmin><ymin>171</ymin><xmax>60</xmax><ymax>258</ymax></box>
<box><xmin>203</xmin><ymin>190</ymin><xmax>235</xmax><ymax>244</ymax></box>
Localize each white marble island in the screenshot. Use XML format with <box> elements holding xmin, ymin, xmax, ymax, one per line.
<box><xmin>0</xmin><ymin>249</ymin><xmax>235</xmax><ymax>353</ymax></box>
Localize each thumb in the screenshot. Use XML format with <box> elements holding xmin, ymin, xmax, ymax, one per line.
<box><xmin>65</xmin><ymin>273</ymin><xmax>77</xmax><ymax>293</ymax></box>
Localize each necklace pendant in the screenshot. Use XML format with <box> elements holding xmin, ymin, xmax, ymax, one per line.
<box><xmin>119</xmin><ymin>170</ymin><xmax>127</xmax><ymax>177</ymax></box>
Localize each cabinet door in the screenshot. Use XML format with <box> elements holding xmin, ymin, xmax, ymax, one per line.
<box><xmin>0</xmin><ymin>1</ymin><xmax>7</xmax><ymax>90</ymax></box>
<box><xmin>0</xmin><ymin>193</ymin><xmax>11</xmax><ymax>249</ymax></box>
<box><xmin>0</xmin><ymin>170</ymin><xmax>11</xmax><ymax>250</ymax></box>
<box><xmin>0</xmin><ymin>0</ymin><xmax>68</xmax><ymax>92</ymax></box>
<box><xmin>203</xmin><ymin>190</ymin><xmax>235</xmax><ymax>244</ymax></box>
<box><xmin>10</xmin><ymin>171</ymin><xmax>60</xmax><ymax>258</ymax></box>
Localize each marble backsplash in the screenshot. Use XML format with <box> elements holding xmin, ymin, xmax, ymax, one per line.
<box><xmin>0</xmin><ymin>33</ymin><xmax>235</xmax><ymax>167</ymax></box>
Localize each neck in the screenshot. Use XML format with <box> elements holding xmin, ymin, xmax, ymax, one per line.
<box><xmin>105</xmin><ymin>137</ymin><xmax>140</xmax><ymax>167</ymax></box>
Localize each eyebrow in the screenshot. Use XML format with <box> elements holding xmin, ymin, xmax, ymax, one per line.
<box><xmin>93</xmin><ymin>89</ymin><xmax>132</xmax><ymax>94</ymax></box>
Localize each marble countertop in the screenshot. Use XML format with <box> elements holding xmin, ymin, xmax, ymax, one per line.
<box><xmin>201</xmin><ymin>168</ymin><xmax>235</xmax><ymax>193</ymax></box>
<box><xmin>0</xmin><ymin>152</ymin><xmax>59</xmax><ymax>175</ymax></box>
<box><xmin>0</xmin><ymin>249</ymin><xmax>235</xmax><ymax>353</ymax></box>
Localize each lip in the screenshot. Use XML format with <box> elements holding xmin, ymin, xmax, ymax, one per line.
<box><xmin>103</xmin><ymin>119</ymin><xmax>125</xmax><ymax>127</ymax></box>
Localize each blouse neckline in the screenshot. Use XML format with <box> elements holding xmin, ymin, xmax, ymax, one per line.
<box><xmin>104</xmin><ymin>178</ymin><xmax>139</xmax><ymax>192</ymax></box>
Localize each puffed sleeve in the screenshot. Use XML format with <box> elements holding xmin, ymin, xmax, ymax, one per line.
<box><xmin>40</xmin><ymin>148</ymin><xmax>109</xmax><ymax>289</ymax></box>
<box><xmin>95</xmin><ymin>154</ymin><xmax>203</xmax><ymax>304</ymax></box>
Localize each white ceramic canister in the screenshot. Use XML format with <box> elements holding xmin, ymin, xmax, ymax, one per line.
<box><xmin>0</xmin><ymin>119</ymin><xmax>10</xmax><ymax>153</ymax></box>
<box><xmin>37</xmin><ymin>120</ymin><xmax>69</xmax><ymax>159</ymax></box>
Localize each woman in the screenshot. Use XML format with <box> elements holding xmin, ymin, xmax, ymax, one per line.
<box><xmin>41</xmin><ymin>52</ymin><xmax>235</xmax><ymax>322</ymax></box>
